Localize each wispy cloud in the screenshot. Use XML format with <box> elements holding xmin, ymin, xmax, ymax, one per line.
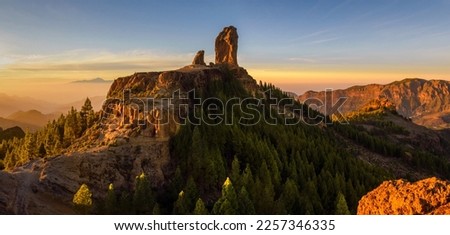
<box><xmin>308</xmin><ymin>37</ymin><xmax>341</xmax><ymax>45</ymax></box>
<box><xmin>323</xmin><ymin>0</ymin><xmax>353</xmax><ymax>18</ymax></box>
<box><xmin>287</xmin><ymin>29</ymin><xmax>342</xmax><ymax>46</ymax></box>
<box><xmin>2</xmin><ymin>49</ymin><xmax>194</xmax><ymax>72</ymax></box>
<box><xmin>287</xmin><ymin>57</ymin><xmax>317</xmax><ymax>63</ymax></box>
<box><xmin>288</xmin><ymin>30</ymin><xmax>330</xmax><ymax>43</ymax></box>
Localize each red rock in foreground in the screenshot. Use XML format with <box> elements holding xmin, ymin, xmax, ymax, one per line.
<box><xmin>357</xmin><ymin>177</ymin><xmax>450</xmax><ymax>214</ymax></box>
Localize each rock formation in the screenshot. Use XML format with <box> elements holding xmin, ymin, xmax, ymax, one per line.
<box><xmin>357</xmin><ymin>177</ymin><xmax>450</xmax><ymax>214</ymax></box>
<box><xmin>192</xmin><ymin>50</ymin><xmax>206</xmax><ymax>66</ymax></box>
<box><xmin>215</xmin><ymin>26</ymin><xmax>238</xmax><ymax>66</ymax></box>
<box><xmin>0</xmin><ymin>26</ymin><xmax>259</xmax><ymax>214</ymax></box>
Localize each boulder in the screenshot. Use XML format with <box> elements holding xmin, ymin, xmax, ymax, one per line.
<box><xmin>357</xmin><ymin>177</ymin><xmax>450</xmax><ymax>214</ymax></box>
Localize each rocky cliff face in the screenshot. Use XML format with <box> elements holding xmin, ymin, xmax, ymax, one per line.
<box><xmin>298</xmin><ymin>79</ymin><xmax>450</xmax><ymax>129</ymax></box>
<box><xmin>0</xmin><ymin>127</ymin><xmax>172</xmax><ymax>214</ymax></box>
<box><xmin>215</xmin><ymin>26</ymin><xmax>238</xmax><ymax>66</ymax></box>
<box><xmin>357</xmin><ymin>177</ymin><xmax>450</xmax><ymax>214</ymax></box>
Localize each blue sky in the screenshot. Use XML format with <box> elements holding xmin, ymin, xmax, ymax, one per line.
<box><xmin>1</xmin><ymin>0</ymin><xmax>450</xmax><ymax>98</ymax></box>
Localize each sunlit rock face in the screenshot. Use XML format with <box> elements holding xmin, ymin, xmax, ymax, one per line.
<box><xmin>357</xmin><ymin>177</ymin><xmax>450</xmax><ymax>215</ymax></box>
<box><xmin>215</xmin><ymin>26</ymin><xmax>238</xmax><ymax>66</ymax></box>
<box><xmin>298</xmin><ymin>79</ymin><xmax>450</xmax><ymax>129</ymax></box>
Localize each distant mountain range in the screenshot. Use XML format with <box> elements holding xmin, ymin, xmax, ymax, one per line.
<box><xmin>71</xmin><ymin>77</ymin><xmax>112</xmax><ymax>83</ymax></box>
<box><xmin>0</xmin><ymin>93</ymin><xmax>58</xmax><ymax>117</ymax></box>
<box><xmin>0</xmin><ymin>117</ymin><xmax>39</xmax><ymax>131</ymax></box>
<box><xmin>6</xmin><ymin>110</ymin><xmax>60</xmax><ymax>128</ymax></box>
<box><xmin>0</xmin><ymin>94</ymin><xmax>106</xmax><ymax>130</ymax></box>
<box><xmin>56</xmin><ymin>96</ymin><xmax>105</xmax><ymax>113</ymax></box>
<box><xmin>298</xmin><ymin>78</ymin><xmax>450</xmax><ymax>129</ymax></box>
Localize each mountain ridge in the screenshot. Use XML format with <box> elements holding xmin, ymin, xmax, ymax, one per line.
<box><xmin>298</xmin><ymin>78</ymin><xmax>450</xmax><ymax>129</ymax></box>
<box><xmin>7</xmin><ymin>110</ymin><xmax>60</xmax><ymax>128</ymax></box>
<box><xmin>0</xmin><ymin>117</ymin><xmax>39</xmax><ymax>131</ymax></box>
<box><xmin>71</xmin><ymin>78</ymin><xmax>112</xmax><ymax>84</ymax></box>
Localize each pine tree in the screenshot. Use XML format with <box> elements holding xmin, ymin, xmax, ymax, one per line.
<box><xmin>118</xmin><ymin>192</ymin><xmax>132</xmax><ymax>214</ymax></box>
<box><xmin>73</xmin><ymin>183</ymin><xmax>93</xmax><ymax>214</ymax></box>
<box><xmin>304</xmin><ymin>180</ymin><xmax>324</xmax><ymax>214</ymax></box>
<box><xmin>218</xmin><ymin>199</ymin><xmax>236</xmax><ymax>214</ymax></box>
<box><xmin>63</xmin><ymin>107</ymin><xmax>81</xmax><ymax>146</ymax></box>
<box><xmin>259</xmin><ymin>160</ymin><xmax>272</xmax><ymax>186</ymax></box>
<box><xmin>43</xmin><ymin>126</ymin><xmax>56</xmax><ymax>155</ymax></box>
<box><xmin>80</xmin><ymin>98</ymin><xmax>95</xmax><ymax>132</ymax></box>
<box><xmin>190</xmin><ymin>127</ymin><xmax>203</xmax><ymax>170</ymax></box>
<box><xmin>279</xmin><ymin>178</ymin><xmax>300</xmax><ymax>213</ymax></box>
<box><xmin>335</xmin><ymin>192</ymin><xmax>351</xmax><ymax>215</ymax></box>
<box><xmin>230</xmin><ymin>156</ymin><xmax>241</xmax><ymax>189</ymax></box>
<box><xmin>152</xmin><ymin>204</ymin><xmax>161</xmax><ymax>215</ymax></box>
<box><xmin>133</xmin><ymin>173</ymin><xmax>154</xmax><ymax>214</ymax></box>
<box><xmin>213</xmin><ymin>177</ymin><xmax>238</xmax><ymax>215</ymax></box>
<box><xmin>105</xmin><ymin>183</ymin><xmax>117</xmax><ymax>214</ymax></box>
<box><xmin>184</xmin><ymin>176</ymin><xmax>199</xmax><ymax>211</ymax></box>
<box><xmin>3</xmin><ymin>149</ymin><xmax>13</xmax><ymax>170</ymax></box>
<box><xmin>345</xmin><ymin>180</ymin><xmax>357</xmax><ymax>213</ymax></box>
<box><xmin>202</xmin><ymin>146</ymin><xmax>226</xmax><ymax>192</ymax></box>
<box><xmin>240</xmin><ymin>164</ymin><xmax>254</xmax><ymax>199</ymax></box>
<box><xmin>193</xmin><ymin>198</ymin><xmax>209</xmax><ymax>215</ymax></box>
<box><xmin>38</xmin><ymin>143</ymin><xmax>47</xmax><ymax>158</ymax></box>
<box><xmin>254</xmin><ymin>161</ymin><xmax>275</xmax><ymax>214</ymax></box>
<box><xmin>173</xmin><ymin>191</ymin><xmax>189</xmax><ymax>215</ymax></box>
<box><xmin>21</xmin><ymin>131</ymin><xmax>36</xmax><ymax>163</ymax></box>
<box><xmin>171</xmin><ymin>166</ymin><xmax>183</xmax><ymax>193</ymax></box>
<box><xmin>238</xmin><ymin>186</ymin><xmax>255</xmax><ymax>215</ymax></box>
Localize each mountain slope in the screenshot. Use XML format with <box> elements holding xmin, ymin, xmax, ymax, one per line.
<box><xmin>7</xmin><ymin>110</ymin><xmax>59</xmax><ymax>128</ymax></box>
<box><xmin>0</xmin><ymin>126</ymin><xmax>25</xmax><ymax>142</ymax></box>
<box><xmin>298</xmin><ymin>78</ymin><xmax>450</xmax><ymax>129</ymax></box>
<box><xmin>331</xmin><ymin>106</ymin><xmax>450</xmax><ymax>180</ymax></box>
<box><xmin>0</xmin><ymin>117</ymin><xmax>39</xmax><ymax>131</ymax></box>
<box><xmin>0</xmin><ymin>93</ymin><xmax>59</xmax><ymax>117</ymax></box>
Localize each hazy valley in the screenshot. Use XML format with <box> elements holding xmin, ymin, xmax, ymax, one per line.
<box><xmin>0</xmin><ymin>90</ymin><xmax>107</xmax><ymax>130</ymax></box>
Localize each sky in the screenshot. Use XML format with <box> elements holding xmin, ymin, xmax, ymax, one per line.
<box><xmin>1</xmin><ymin>0</ymin><xmax>450</xmax><ymax>102</ymax></box>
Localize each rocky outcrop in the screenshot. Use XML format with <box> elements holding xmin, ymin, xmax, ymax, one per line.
<box><xmin>0</xmin><ymin>163</ymin><xmax>75</xmax><ymax>214</ymax></box>
<box><xmin>107</xmin><ymin>69</ymin><xmax>225</xmax><ymax>99</ymax></box>
<box><xmin>298</xmin><ymin>78</ymin><xmax>450</xmax><ymax>129</ymax></box>
<box><xmin>0</xmin><ymin>171</ymin><xmax>17</xmax><ymax>214</ymax></box>
<box><xmin>215</xmin><ymin>26</ymin><xmax>238</xmax><ymax>66</ymax></box>
<box><xmin>192</xmin><ymin>50</ymin><xmax>206</xmax><ymax>66</ymax></box>
<box><xmin>357</xmin><ymin>177</ymin><xmax>450</xmax><ymax>214</ymax></box>
<box><xmin>0</xmin><ymin>130</ymin><xmax>172</xmax><ymax>214</ymax></box>
<box><xmin>40</xmin><ymin>136</ymin><xmax>171</xmax><ymax>198</ymax></box>
<box><xmin>0</xmin><ymin>26</ymin><xmax>261</xmax><ymax>214</ymax></box>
